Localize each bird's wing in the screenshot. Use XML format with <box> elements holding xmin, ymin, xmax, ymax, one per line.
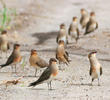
<box><xmin>56</xmin><ymin>53</ymin><xmax>58</xmax><ymax>59</ymax></box>
<box><xmin>68</xmin><ymin>25</ymin><xmax>71</xmax><ymax>35</ymax></box>
<box><xmin>7</xmin><ymin>42</ymin><xmax>10</xmax><ymax>50</ymax></box>
<box><xmin>89</xmin><ymin>67</ymin><xmax>92</xmax><ymax>76</ymax></box>
<box><xmin>66</xmin><ymin>34</ymin><xmax>69</xmax><ymax>44</ymax></box>
<box><xmin>65</xmin><ymin>51</ymin><xmax>69</xmax><ymax>57</ymax></box>
<box><xmin>36</xmin><ymin>57</ymin><xmax>48</xmax><ymax>68</ymax></box>
<box><xmin>56</xmin><ymin>36</ymin><xmax>58</xmax><ymax>43</ymax></box>
<box><xmin>77</xmin><ymin>28</ymin><xmax>80</xmax><ymax>39</ymax></box>
<box><xmin>64</xmin><ymin>51</ymin><xmax>69</xmax><ymax>63</ymax></box>
<box><xmin>28</xmin><ymin>67</ymin><xmax>51</xmax><ymax>86</ymax></box>
<box><xmin>85</xmin><ymin>21</ymin><xmax>98</xmax><ymax>35</ymax></box>
<box><xmin>0</xmin><ymin>36</ymin><xmax>2</xmax><ymax>47</ymax></box>
<box><xmin>56</xmin><ymin>32</ymin><xmax>60</xmax><ymax>43</ymax></box>
<box><xmin>96</xmin><ymin>22</ymin><xmax>98</xmax><ymax>29</ymax></box>
<box><xmin>100</xmin><ymin>67</ymin><xmax>102</xmax><ymax>75</ymax></box>
<box><xmin>84</xmin><ymin>21</ymin><xmax>93</xmax><ymax>35</ymax></box>
<box><xmin>80</xmin><ymin>17</ymin><xmax>83</xmax><ymax>25</ymax></box>
<box><xmin>0</xmin><ymin>52</ymin><xmax>14</xmax><ymax>67</ymax></box>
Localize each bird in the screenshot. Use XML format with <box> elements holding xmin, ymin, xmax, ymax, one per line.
<box><xmin>0</xmin><ymin>44</ymin><xmax>22</xmax><ymax>73</ymax></box>
<box><xmin>28</xmin><ymin>58</ymin><xmax>58</xmax><ymax>90</ymax></box>
<box><xmin>84</xmin><ymin>12</ymin><xmax>98</xmax><ymax>35</ymax></box>
<box><xmin>80</xmin><ymin>8</ymin><xmax>89</xmax><ymax>29</ymax></box>
<box><xmin>0</xmin><ymin>30</ymin><xmax>10</xmax><ymax>57</ymax></box>
<box><xmin>56</xmin><ymin>40</ymin><xmax>70</xmax><ymax>66</ymax></box>
<box><xmin>56</xmin><ymin>23</ymin><xmax>68</xmax><ymax>46</ymax></box>
<box><xmin>88</xmin><ymin>51</ymin><xmax>102</xmax><ymax>86</ymax></box>
<box><xmin>68</xmin><ymin>17</ymin><xmax>80</xmax><ymax>43</ymax></box>
<box><xmin>29</xmin><ymin>49</ymin><xmax>49</xmax><ymax>77</ymax></box>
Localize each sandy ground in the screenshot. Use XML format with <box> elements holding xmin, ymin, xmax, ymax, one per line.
<box><xmin>0</xmin><ymin>0</ymin><xmax>110</xmax><ymax>100</ymax></box>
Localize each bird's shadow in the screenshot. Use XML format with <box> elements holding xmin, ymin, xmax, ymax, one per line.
<box><xmin>69</xmin><ymin>83</ymin><xmax>92</xmax><ymax>86</ymax></box>
<box><xmin>31</xmin><ymin>31</ymin><xmax>58</xmax><ymax>45</ymax></box>
<box><xmin>13</xmin><ymin>75</ymin><xmax>40</xmax><ymax>78</ymax></box>
<box><xmin>23</xmin><ymin>75</ymin><xmax>40</xmax><ymax>78</ymax></box>
<box><xmin>70</xmin><ymin>83</ymin><xmax>102</xmax><ymax>87</ymax></box>
<box><xmin>28</xmin><ymin>87</ymin><xmax>55</xmax><ymax>91</ymax></box>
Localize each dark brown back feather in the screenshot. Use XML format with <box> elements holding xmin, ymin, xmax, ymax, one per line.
<box><xmin>28</xmin><ymin>67</ymin><xmax>51</xmax><ymax>86</ymax></box>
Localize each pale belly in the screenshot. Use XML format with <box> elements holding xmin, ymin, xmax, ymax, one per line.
<box><xmin>59</xmin><ymin>36</ymin><xmax>66</xmax><ymax>44</ymax></box>
<box><xmin>90</xmin><ymin>23</ymin><xmax>96</xmax><ymax>30</ymax></box>
<box><xmin>92</xmin><ymin>72</ymin><xmax>98</xmax><ymax>79</ymax></box>
<box><xmin>0</xmin><ymin>44</ymin><xmax>8</xmax><ymax>52</ymax></box>
<box><xmin>70</xmin><ymin>31</ymin><xmax>77</xmax><ymax>38</ymax></box>
<box><xmin>92</xmin><ymin>67</ymin><xmax>100</xmax><ymax>79</ymax></box>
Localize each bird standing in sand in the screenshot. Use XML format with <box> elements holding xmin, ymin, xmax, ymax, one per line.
<box><xmin>29</xmin><ymin>49</ymin><xmax>48</xmax><ymax>77</ymax></box>
<box><xmin>68</xmin><ymin>17</ymin><xmax>80</xmax><ymax>43</ymax></box>
<box><xmin>28</xmin><ymin>58</ymin><xmax>58</xmax><ymax>90</ymax></box>
<box><xmin>84</xmin><ymin>12</ymin><xmax>98</xmax><ymax>35</ymax></box>
<box><xmin>88</xmin><ymin>51</ymin><xmax>102</xmax><ymax>86</ymax></box>
<box><xmin>0</xmin><ymin>44</ymin><xmax>22</xmax><ymax>73</ymax></box>
<box><xmin>56</xmin><ymin>40</ymin><xmax>70</xmax><ymax>66</ymax></box>
<box><xmin>80</xmin><ymin>8</ymin><xmax>89</xmax><ymax>29</ymax></box>
<box><xmin>56</xmin><ymin>24</ymin><xmax>68</xmax><ymax>46</ymax></box>
<box><xmin>0</xmin><ymin>30</ymin><xmax>10</xmax><ymax>57</ymax></box>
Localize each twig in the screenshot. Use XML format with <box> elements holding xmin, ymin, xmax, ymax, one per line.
<box><xmin>0</xmin><ymin>77</ymin><xmax>23</xmax><ymax>88</ymax></box>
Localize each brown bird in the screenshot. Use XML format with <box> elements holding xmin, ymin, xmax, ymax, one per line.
<box><xmin>80</xmin><ymin>8</ymin><xmax>89</xmax><ymax>29</ymax></box>
<box><xmin>56</xmin><ymin>24</ymin><xmax>68</xmax><ymax>45</ymax></box>
<box><xmin>0</xmin><ymin>44</ymin><xmax>22</xmax><ymax>72</ymax></box>
<box><xmin>56</xmin><ymin>40</ymin><xmax>70</xmax><ymax>66</ymax></box>
<box><xmin>68</xmin><ymin>17</ymin><xmax>80</xmax><ymax>43</ymax></box>
<box><xmin>84</xmin><ymin>12</ymin><xmax>98</xmax><ymax>35</ymax></box>
<box><xmin>29</xmin><ymin>49</ymin><xmax>48</xmax><ymax>77</ymax></box>
<box><xmin>28</xmin><ymin>58</ymin><xmax>58</xmax><ymax>90</ymax></box>
<box><xmin>0</xmin><ymin>30</ymin><xmax>10</xmax><ymax>57</ymax></box>
<box><xmin>88</xmin><ymin>51</ymin><xmax>102</xmax><ymax>86</ymax></box>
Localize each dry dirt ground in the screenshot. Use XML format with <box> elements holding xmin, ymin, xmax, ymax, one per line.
<box><xmin>0</xmin><ymin>0</ymin><xmax>110</xmax><ymax>100</ymax></box>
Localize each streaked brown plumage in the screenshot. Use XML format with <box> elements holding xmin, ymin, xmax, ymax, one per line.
<box><xmin>84</xmin><ymin>12</ymin><xmax>98</xmax><ymax>35</ymax></box>
<box><xmin>0</xmin><ymin>30</ymin><xmax>10</xmax><ymax>57</ymax></box>
<box><xmin>0</xmin><ymin>44</ymin><xmax>22</xmax><ymax>72</ymax></box>
<box><xmin>29</xmin><ymin>49</ymin><xmax>48</xmax><ymax>76</ymax></box>
<box><xmin>80</xmin><ymin>8</ymin><xmax>89</xmax><ymax>29</ymax></box>
<box><xmin>28</xmin><ymin>58</ymin><xmax>58</xmax><ymax>90</ymax></box>
<box><xmin>68</xmin><ymin>17</ymin><xmax>80</xmax><ymax>43</ymax></box>
<box><xmin>56</xmin><ymin>40</ymin><xmax>70</xmax><ymax>65</ymax></box>
<box><xmin>56</xmin><ymin>24</ymin><xmax>68</xmax><ymax>45</ymax></box>
<box><xmin>88</xmin><ymin>51</ymin><xmax>102</xmax><ymax>86</ymax></box>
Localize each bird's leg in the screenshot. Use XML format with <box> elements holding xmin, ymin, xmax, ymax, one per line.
<box><xmin>6</xmin><ymin>51</ymin><xmax>8</xmax><ymax>58</ymax></box>
<box><xmin>11</xmin><ymin>65</ymin><xmax>13</xmax><ymax>73</ymax></box>
<box><xmin>59</xmin><ymin>61</ymin><xmax>62</xmax><ymax>70</ymax></box>
<box><xmin>74</xmin><ymin>40</ymin><xmax>78</xmax><ymax>48</ymax></box>
<box><xmin>71</xmin><ymin>37</ymin><xmax>73</xmax><ymax>43</ymax></box>
<box><xmin>15</xmin><ymin>64</ymin><xmax>17</xmax><ymax>73</ymax></box>
<box><xmin>98</xmin><ymin>78</ymin><xmax>100</xmax><ymax>86</ymax></box>
<box><xmin>49</xmin><ymin>81</ymin><xmax>52</xmax><ymax>90</ymax></box>
<box><xmin>34</xmin><ymin>69</ymin><xmax>37</xmax><ymax>77</ymax></box>
<box><xmin>47</xmin><ymin>83</ymin><xmax>49</xmax><ymax>90</ymax></box>
<box><xmin>1</xmin><ymin>51</ymin><xmax>3</xmax><ymax>58</ymax></box>
<box><xmin>76</xmin><ymin>38</ymin><xmax>78</xmax><ymax>44</ymax></box>
<box><xmin>91</xmin><ymin>78</ymin><xmax>94</xmax><ymax>86</ymax></box>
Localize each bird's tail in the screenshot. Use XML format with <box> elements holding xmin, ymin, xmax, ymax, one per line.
<box><xmin>84</xmin><ymin>31</ymin><xmax>90</xmax><ymax>35</ymax></box>
<box><xmin>0</xmin><ymin>64</ymin><xmax>7</xmax><ymax>69</ymax></box>
<box><xmin>84</xmin><ymin>32</ymin><xmax>87</xmax><ymax>35</ymax></box>
<box><xmin>28</xmin><ymin>81</ymin><xmax>39</xmax><ymax>87</ymax></box>
<box><xmin>64</xmin><ymin>61</ymin><xmax>68</xmax><ymax>65</ymax></box>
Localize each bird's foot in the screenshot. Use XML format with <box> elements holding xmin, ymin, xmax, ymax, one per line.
<box><xmin>90</xmin><ymin>83</ymin><xmax>93</xmax><ymax>86</ymax></box>
<box><xmin>98</xmin><ymin>84</ymin><xmax>100</xmax><ymax>86</ymax></box>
